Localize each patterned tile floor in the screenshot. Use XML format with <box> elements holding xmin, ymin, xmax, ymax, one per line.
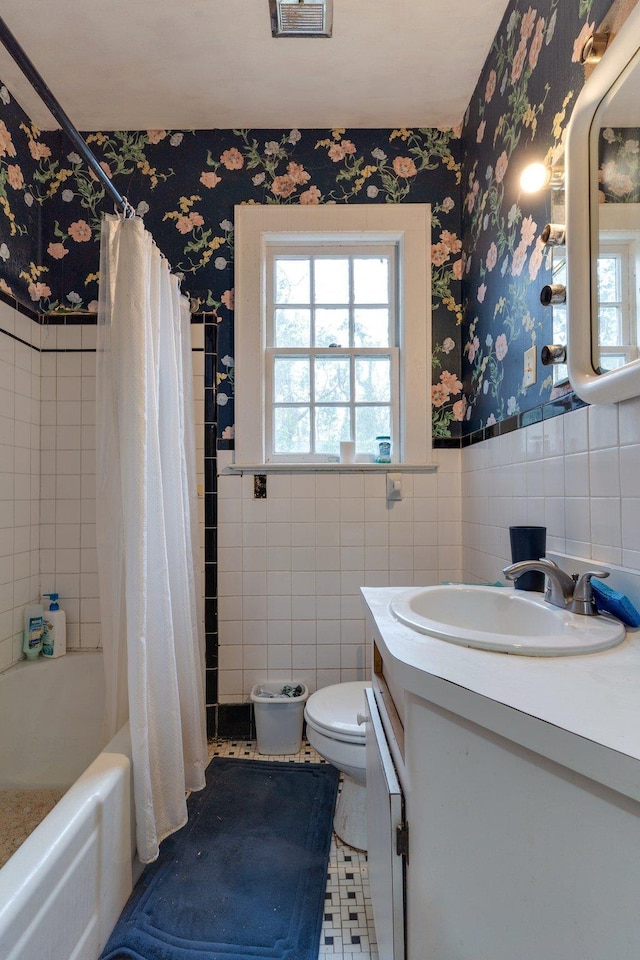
<box><xmin>209</xmin><ymin>738</ymin><xmax>379</xmax><ymax>960</ymax></box>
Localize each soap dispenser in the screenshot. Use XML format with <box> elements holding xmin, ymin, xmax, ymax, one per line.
<box><xmin>42</xmin><ymin>593</ymin><xmax>66</xmax><ymax>659</ymax></box>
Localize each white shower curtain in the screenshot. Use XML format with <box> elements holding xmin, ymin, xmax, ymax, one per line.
<box><xmin>96</xmin><ymin>214</ymin><xmax>207</xmax><ymax>864</ymax></box>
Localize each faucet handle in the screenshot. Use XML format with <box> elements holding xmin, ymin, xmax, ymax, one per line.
<box><xmin>571</xmin><ymin>570</ymin><xmax>609</xmax><ymax>614</ymax></box>
<box><xmin>573</xmin><ymin>570</ymin><xmax>609</xmax><ymax>600</ymax></box>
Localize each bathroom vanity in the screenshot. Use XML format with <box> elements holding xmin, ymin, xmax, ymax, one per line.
<box><xmin>361</xmin><ymin>586</ymin><xmax>640</xmax><ymax>960</ymax></box>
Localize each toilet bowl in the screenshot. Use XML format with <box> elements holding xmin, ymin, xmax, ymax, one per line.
<box><xmin>304</xmin><ymin>680</ymin><xmax>370</xmax><ymax>851</ymax></box>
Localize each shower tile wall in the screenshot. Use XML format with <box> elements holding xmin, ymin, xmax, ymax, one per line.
<box><xmin>0</xmin><ymin>300</ymin><xmax>40</xmax><ymax>671</ymax></box>
<box><xmin>40</xmin><ymin>320</ymin><xmax>100</xmax><ymax>650</ymax></box>
<box><xmin>215</xmin><ymin>449</ymin><xmax>462</xmax><ymax>702</ymax></box>
<box><xmin>0</xmin><ymin>299</ymin><xmax>206</xmax><ymax>672</ymax></box>
<box><xmin>461</xmin><ymin>400</ymin><xmax>640</xmax><ymax>583</ymax></box>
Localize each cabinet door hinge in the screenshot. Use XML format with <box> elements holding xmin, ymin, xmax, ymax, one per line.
<box><xmin>396</xmin><ymin>821</ymin><xmax>409</xmax><ymax>861</ymax></box>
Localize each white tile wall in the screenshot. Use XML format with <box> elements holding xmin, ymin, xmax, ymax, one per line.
<box><xmin>39</xmin><ymin>322</ymin><xmax>99</xmax><ymax>651</ymax></box>
<box><xmin>216</xmin><ymin>449</ymin><xmax>463</xmax><ymax>702</ymax></box>
<box><xmin>0</xmin><ymin>301</ymin><xmax>41</xmax><ymax>671</ymax></box>
<box><xmin>4</xmin><ymin>293</ymin><xmax>638</xmax><ymax>696</ymax></box>
<box><xmin>461</xmin><ymin>400</ymin><xmax>640</xmax><ymax>583</ymax></box>
<box><xmin>0</xmin><ymin>303</ymin><xmax>205</xmax><ymax>671</ymax></box>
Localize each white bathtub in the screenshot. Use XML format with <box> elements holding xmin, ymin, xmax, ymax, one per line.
<box><xmin>0</xmin><ymin>652</ymin><xmax>135</xmax><ymax>960</ymax></box>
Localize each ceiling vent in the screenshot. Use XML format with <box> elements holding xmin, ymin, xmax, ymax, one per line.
<box><xmin>269</xmin><ymin>0</ymin><xmax>333</xmax><ymax>37</ymax></box>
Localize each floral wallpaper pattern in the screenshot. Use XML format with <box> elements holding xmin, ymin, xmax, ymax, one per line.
<box><xmin>460</xmin><ymin>0</ymin><xmax>612</xmax><ymax>432</ymax></box>
<box><xmin>0</xmin><ymin>98</ymin><xmax>463</xmax><ymax>440</ymax></box>
<box><xmin>599</xmin><ymin>128</ymin><xmax>640</xmax><ymax>201</ymax></box>
<box><xmin>0</xmin><ymin>0</ymin><xmax>622</xmax><ymax>440</ymax></box>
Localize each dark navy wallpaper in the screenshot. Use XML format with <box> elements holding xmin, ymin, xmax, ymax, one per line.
<box><xmin>0</xmin><ymin>112</ymin><xmax>463</xmax><ymax>441</ymax></box>
<box><xmin>0</xmin><ymin>0</ymin><xmax>619</xmax><ymax>440</ymax></box>
<box><xmin>599</xmin><ymin>128</ymin><xmax>640</xmax><ymax>201</ymax></box>
<box><xmin>460</xmin><ymin>0</ymin><xmax>612</xmax><ymax>433</ymax></box>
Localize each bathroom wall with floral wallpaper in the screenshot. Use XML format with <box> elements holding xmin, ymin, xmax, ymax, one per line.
<box><xmin>0</xmin><ymin>96</ymin><xmax>464</xmax><ymax>441</ymax></box>
<box><xmin>599</xmin><ymin>127</ymin><xmax>640</xmax><ymax>201</ymax></box>
<box><xmin>459</xmin><ymin>0</ymin><xmax>612</xmax><ymax>433</ymax></box>
<box><xmin>0</xmin><ymin>0</ymin><xmax>622</xmax><ymax>443</ymax></box>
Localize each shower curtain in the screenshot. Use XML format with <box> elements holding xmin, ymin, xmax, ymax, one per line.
<box><xmin>96</xmin><ymin>215</ymin><xmax>207</xmax><ymax>864</ymax></box>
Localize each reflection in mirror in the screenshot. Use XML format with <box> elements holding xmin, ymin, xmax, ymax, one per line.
<box><xmin>566</xmin><ymin>1</ymin><xmax>640</xmax><ymax>403</ymax></box>
<box><xmin>551</xmin><ymin>245</ymin><xmax>569</xmax><ymax>384</ymax></box>
<box><xmin>592</xmin><ymin>45</ymin><xmax>640</xmax><ymax>371</ymax></box>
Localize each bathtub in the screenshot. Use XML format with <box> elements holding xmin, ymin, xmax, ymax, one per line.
<box><xmin>0</xmin><ymin>652</ymin><xmax>135</xmax><ymax>960</ymax></box>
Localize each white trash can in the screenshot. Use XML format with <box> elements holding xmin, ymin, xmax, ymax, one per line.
<box><xmin>250</xmin><ymin>682</ymin><xmax>309</xmax><ymax>755</ymax></box>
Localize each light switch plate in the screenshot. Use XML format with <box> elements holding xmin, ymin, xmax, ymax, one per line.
<box><xmin>524</xmin><ymin>346</ymin><xmax>536</xmax><ymax>387</ymax></box>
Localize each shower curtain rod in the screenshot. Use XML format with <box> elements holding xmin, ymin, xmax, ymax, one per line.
<box><xmin>0</xmin><ymin>15</ymin><xmax>131</xmax><ymax>215</ymax></box>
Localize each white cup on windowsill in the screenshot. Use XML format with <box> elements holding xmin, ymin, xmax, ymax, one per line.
<box><xmin>340</xmin><ymin>441</ymin><xmax>356</xmax><ymax>463</ymax></box>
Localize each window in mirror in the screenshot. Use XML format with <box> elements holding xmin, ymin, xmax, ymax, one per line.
<box><xmin>596</xmin><ymin>238</ymin><xmax>639</xmax><ymax>370</ymax></box>
<box><xmin>565</xmin><ymin>0</ymin><xmax>640</xmax><ymax>403</ymax></box>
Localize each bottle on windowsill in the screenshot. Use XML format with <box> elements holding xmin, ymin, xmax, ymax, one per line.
<box><xmin>375</xmin><ymin>435</ymin><xmax>392</xmax><ymax>463</ymax></box>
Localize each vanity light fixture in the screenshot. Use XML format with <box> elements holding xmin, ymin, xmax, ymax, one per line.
<box><xmin>520</xmin><ymin>160</ymin><xmax>564</xmax><ymax>194</ymax></box>
<box><xmin>580</xmin><ymin>31</ymin><xmax>610</xmax><ymax>65</ymax></box>
<box><xmin>269</xmin><ymin>0</ymin><xmax>333</xmax><ymax>37</ymax></box>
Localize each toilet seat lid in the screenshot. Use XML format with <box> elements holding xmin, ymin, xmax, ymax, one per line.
<box><xmin>305</xmin><ymin>681</ymin><xmax>370</xmax><ymax>742</ymax></box>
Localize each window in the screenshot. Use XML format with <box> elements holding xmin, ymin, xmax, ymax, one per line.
<box><xmin>596</xmin><ymin>238</ymin><xmax>639</xmax><ymax>371</ymax></box>
<box><xmin>267</xmin><ymin>244</ymin><xmax>398</xmax><ymax>461</ymax></box>
<box><xmin>235</xmin><ymin>204</ymin><xmax>431</xmax><ymax>465</ymax></box>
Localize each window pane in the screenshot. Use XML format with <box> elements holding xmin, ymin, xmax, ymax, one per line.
<box><xmin>354</xmin><ymin>258</ymin><xmax>389</xmax><ymax>304</ymax></box>
<box><xmin>274</xmin><ymin>308</ymin><xmax>311</xmax><ymax>347</ymax></box>
<box><xmin>597</xmin><ymin>257</ymin><xmax>619</xmax><ymax>304</ymax></box>
<box><xmin>274</xmin><ymin>407</ymin><xmax>310</xmax><ymax>453</ymax></box>
<box><xmin>353</xmin><ymin>308</ymin><xmax>390</xmax><ymax>347</ymax></box>
<box><xmin>275</xmin><ymin>259</ymin><xmax>310</xmax><ymax>304</ymax></box>
<box><xmin>315</xmin><ymin>308</ymin><xmax>349</xmax><ymax>347</ymax></box>
<box><xmin>314</xmin><ymin>259</ymin><xmax>349</xmax><ymax>304</ymax></box>
<box><xmin>599</xmin><ymin>354</ymin><xmax>627</xmax><ymax>372</ymax></box>
<box><xmin>315</xmin><ymin>406</ymin><xmax>351</xmax><ymax>454</ymax></box>
<box><xmin>274</xmin><ymin>357</ymin><xmax>310</xmax><ymax>402</ymax></box>
<box><xmin>598</xmin><ymin>306</ymin><xmax>622</xmax><ymax>345</ymax></box>
<box><xmin>355</xmin><ymin>406</ymin><xmax>391</xmax><ymax>453</ymax></box>
<box><xmin>355</xmin><ymin>358</ymin><xmax>391</xmax><ymax>402</ymax></box>
<box><xmin>315</xmin><ymin>357</ymin><xmax>350</xmax><ymax>402</ymax></box>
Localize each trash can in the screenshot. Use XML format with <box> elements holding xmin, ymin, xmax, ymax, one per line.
<box><xmin>250</xmin><ymin>682</ymin><xmax>309</xmax><ymax>755</ymax></box>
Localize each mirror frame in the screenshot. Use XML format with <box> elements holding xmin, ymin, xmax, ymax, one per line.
<box><xmin>566</xmin><ymin>1</ymin><xmax>640</xmax><ymax>404</ymax></box>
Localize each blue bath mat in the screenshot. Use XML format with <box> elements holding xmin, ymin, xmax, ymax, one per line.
<box><xmin>100</xmin><ymin>757</ymin><xmax>339</xmax><ymax>960</ymax></box>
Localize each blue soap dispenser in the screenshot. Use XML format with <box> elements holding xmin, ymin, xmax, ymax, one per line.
<box><xmin>42</xmin><ymin>593</ymin><xmax>67</xmax><ymax>658</ymax></box>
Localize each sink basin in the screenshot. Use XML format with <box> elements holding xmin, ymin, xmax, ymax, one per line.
<box><xmin>389</xmin><ymin>585</ymin><xmax>626</xmax><ymax>656</ymax></box>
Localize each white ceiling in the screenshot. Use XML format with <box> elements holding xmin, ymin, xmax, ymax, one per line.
<box><xmin>0</xmin><ymin>0</ymin><xmax>510</xmax><ymax>132</ymax></box>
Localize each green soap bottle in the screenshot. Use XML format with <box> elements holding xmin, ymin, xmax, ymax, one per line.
<box><xmin>23</xmin><ymin>603</ymin><xmax>44</xmax><ymax>661</ymax></box>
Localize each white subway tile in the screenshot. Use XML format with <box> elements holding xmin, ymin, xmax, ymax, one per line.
<box><xmin>588</xmin><ymin>404</ymin><xmax>619</xmax><ymax>450</ymax></box>
<box><xmin>590</xmin><ymin>498</ymin><xmax>621</xmax><ymax>550</ymax></box>
<box><xmin>589</xmin><ymin>448</ymin><xmax>620</xmax><ymax>498</ymax></box>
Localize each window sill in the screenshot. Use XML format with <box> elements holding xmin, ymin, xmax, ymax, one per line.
<box><xmin>221</xmin><ymin>462</ymin><xmax>438</xmax><ymax>475</ymax></box>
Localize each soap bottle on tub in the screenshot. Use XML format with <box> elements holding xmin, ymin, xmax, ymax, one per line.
<box><xmin>42</xmin><ymin>593</ymin><xmax>66</xmax><ymax>658</ymax></box>
<box><xmin>23</xmin><ymin>603</ymin><xmax>44</xmax><ymax>661</ymax></box>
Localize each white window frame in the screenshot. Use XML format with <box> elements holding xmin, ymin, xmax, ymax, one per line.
<box><xmin>266</xmin><ymin>241</ymin><xmax>399</xmax><ymax>462</ymax></box>
<box><xmin>597</xmin><ymin>235</ymin><xmax>640</xmax><ymax>367</ymax></box>
<box><xmin>234</xmin><ymin>204</ymin><xmax>431</xmax><ymax>466</ymax></box>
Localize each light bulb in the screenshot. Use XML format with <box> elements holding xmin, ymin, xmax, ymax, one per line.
<box><xmin>520</xmin><ymin>162</ymin><xmax>551</xmax><ymax>193</ymax></box>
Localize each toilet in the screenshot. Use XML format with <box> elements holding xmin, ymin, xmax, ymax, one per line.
<box><xmin>304</xmin><ymin>680</ymin><xmax>370</xmax><ymax>851</ymax></box>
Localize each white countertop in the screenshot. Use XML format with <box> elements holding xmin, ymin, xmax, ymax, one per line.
<box><xmin>362</xmin><ymin>586</ymin><xmax>640</xmax><ymax>800</ymax></box>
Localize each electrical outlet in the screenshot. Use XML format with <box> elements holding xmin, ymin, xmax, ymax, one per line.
<box><xmin>523</xmin><ymin>346</ymin><xmax>536</xmax><ymax>387</ymax></box>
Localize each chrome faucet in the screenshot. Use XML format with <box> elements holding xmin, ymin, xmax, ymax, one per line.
<box><xmin>502</xmin><ymin>557</ymin><xmax>609</xmax><ymax>615</ymax></box>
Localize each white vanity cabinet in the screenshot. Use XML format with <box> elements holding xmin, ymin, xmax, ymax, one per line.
<box><xmin>362</xmin><ymin>587</ymin><xmax>640</xmax><ymax>960</ymax></box>
<box><xmin>365</xmin><ymin>687</ymin><xmax>405</xmax><ymax>960</ymax></box>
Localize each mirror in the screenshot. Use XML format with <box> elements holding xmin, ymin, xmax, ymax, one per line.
<box><xmin>566</xmin><ymin>1</ymin><xmax>640</xmax><ymax>403</ymax></box>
